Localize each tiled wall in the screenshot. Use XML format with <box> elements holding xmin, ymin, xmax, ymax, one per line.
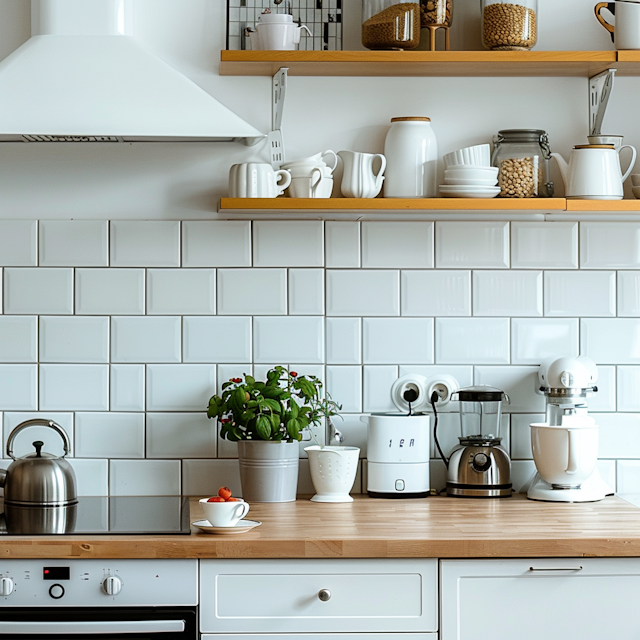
<box><xmin>2</xmin><ymin>217</ymin><xmax>640</xmax><ymax>497</ymax></box>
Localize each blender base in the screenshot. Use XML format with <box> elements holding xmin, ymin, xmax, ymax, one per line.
<box><xmin>446</xmin><ymin>483</ymin><xmax>512</xmax><ymax>498</ymax></box>
<box><xmin>526</xmin><ymin>470</ymin><xmax>613</xmax><ymax>502</ymax></box>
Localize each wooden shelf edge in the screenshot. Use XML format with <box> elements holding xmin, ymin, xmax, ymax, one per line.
<box><xmin>565</xmin><ymin>199</ymin><xmax>640</xmax><ymax>212</ymax></box>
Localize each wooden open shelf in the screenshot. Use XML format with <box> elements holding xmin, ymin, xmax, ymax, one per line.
<box><xmin>220</xmin><ymin>51</ymin><xmax>618</xmax><ymax>77</ymax></box>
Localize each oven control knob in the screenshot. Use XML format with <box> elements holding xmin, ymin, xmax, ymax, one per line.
<box><xmin>0</xmin><ymin>577</ymin><xmax>14</xmax><ymax>596</ymax></box>
<box><xmin>49</xmin><ymin>584</ymin><xmax>65</xmax><ymax>599</ymax></box>
<box><xmin>102</xmin><ymin>575</ymin><xmax>123</xmax><ymax>596</ymax></box>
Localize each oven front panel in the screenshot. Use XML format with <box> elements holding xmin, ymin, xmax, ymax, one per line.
<box><xmin>0</xmin><ymin>559</ymin><xmax>197</xmax><ymax>607</ymax></box>
<box><xmin>0</xmin><ymin>606</ymin><xmax>197</xmax><ymax>639</ymax></box>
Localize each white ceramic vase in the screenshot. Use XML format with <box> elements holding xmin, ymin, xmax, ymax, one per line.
<box><xmin>304</xmin><ymin>446</ymin><xmax>360</xmax><ymax>503</ymax></box>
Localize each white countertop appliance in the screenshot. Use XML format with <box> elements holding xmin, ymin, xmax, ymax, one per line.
<box><xmin>362</xmin><ymin>374</ymin><xmax>431</xmax><ymax>498</ymax></box>
<box><xmin>445</xmin><ymin>386</ymin><xmax>512</xmax><ymax>498</ymax></box>
<box><xmin>526</xmin><ymin>356</ymin><xmax>613</xmax><ymax>502</ymax></box>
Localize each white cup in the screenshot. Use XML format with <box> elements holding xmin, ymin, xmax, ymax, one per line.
<box><xmin>229</xmin><ymin>163</ymin><xmax>291</xmax><ymax>198</ymax></box>
<box><xmin>587</xmin><ymin>134</ymin><xmax>624</xmax><ymax>149</ymax></box>
<box><xmin>199</xmin><ymin>498</ymin><xmax>250</xmax><ymax>527</ymax></box>
<box><xmin>596</xmin><ymin>1</ymin><xmax>640</xmax><ymax>49</ymax></box>
<box><xmin>282</xmin><ymin>150</ymin><xmax>338</xmax><ymax>174</ymax></box>
<box><xmin>288</xmin><ymin>168</ymin><xmax>325</xmax><ymax>198</ymax></box>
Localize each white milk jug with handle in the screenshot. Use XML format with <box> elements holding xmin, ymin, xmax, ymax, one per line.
<box><xmin>551</xmin><ymin>143</ymin><xmax>637</xmax><ymax>199</ymax></box>
<box><xmin>249</xmin><ymin>12</ymin><xmax>312</xmax><ymax>51</ymax></box>
<box><xmin>337</xmin><ymin>150</ymin><xmax>386</xmax><ymax>198</ymax></box>
<box><xmin>229</xmin><ymin>162</ymin><xmax>291</xmax><ymax>198</ymax></box>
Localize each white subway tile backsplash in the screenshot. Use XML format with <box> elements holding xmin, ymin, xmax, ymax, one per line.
<box><xmin>39</xmin><ymin>316</ymin><xmax>109</xmax><ymax>363</ymax></box>
<box><xmin>289</xmin><ymin>269</ymin><xmax>324</xmax><ymax>315</ymax></box>
<box><xmin>0</xmin><ymin>365</ymin><xmax>37</xmax><ymax>410</ymax></box>
<box><xmin>111</xmin><ymin>316</ymin><xmax>181</xmax><ymax>363</ymax></box>
<box><xmin>475</xmin><ymin>366</ymin><xmax>545</xmax><ymax>413</ymax></box>
<box><xmin>40</xmin><ymin>364</ymin><xmax>109</xmax><ymax>411</ymax></box>
<box><xmin>253</xmin><ymin>316</ymin><xmax>324</xmax><ymax>363</ymax></box>
<box><xmin>326</xmin><ymin>318</ymin><xmax>361</xmax><ymax>364</ymax></box>
<box><xmin>597</xmin><ymin>460</ymin><xmax>616</xmax><ymax>493</ymax></box>
<box><xmin>473</xmin><ymin>271</ymin><xmax>542</xmax><ymax>317</ymax></box>
<box><xmin>39</xmin><ymin>220</ymin><xmax>108</xmax><ymax>267</ymax></box>
<box><xmin>511</xmin><ymin>222</ymin><xmax>578</xmax><ymax>269</ymax></box>
<box><xmin>581</xmin><ymin>222</ymin><xmax>640</xmax><ymax>269</ymax></box>
<box><xmin>0</xmin><ymin>221</ymin><xmax>37</xmax><ymax>266</ymax></box>
<box><xmin>617</xmin><ymin>366</ymin><xmax>640</xmax><ymax>412</ymax></box>
<box><xmin>75</xmin><ymin>412</ymin><xmax>144</xmax><ymax>458</ymax></box>
<box><xmin>617</xmin><ymin>460</ymin><xmax>640</xmax><ymax>493</ymax></box>
<box><xmin>363</xmin><ymin>366</ymin><xmax>398</xmax><ymax>413</ymax></box>
<box><xmin>68</xmin><ymin>459</ymin><xmax>109</xmax><ymax>496</ymax></box>
<box><xmin>511</xmin><ymin>460</ymin><xmax>537</xmax><ymax>493</ymax></box>
<box><xmin>363</xmin><ymin>318</ymin><xmax>433</xmax><ymax>364</ymax></box>
<box><xmin>184</xmin><ymin>316</ymin><xmax>251</xmax><ymax>363</ymax></box>
<box><xmin>435</xmin><ymin>318</ymin><xmax>510</xmax><ymax>364</ymax></box>
<box><xmin>326</xmin><ymin>366</ymin><xmax>362</xmax><ymax>413</ymax></box>
<box><xmin>326</xmin><ymin>270</ymin><xmax>399</xmax><ymax>316</ymax></box>
<box><xmin>325</xmin><ymin>221</ymin><xmax>360</xmax><ymax>268</ymax></box>
<box><xmin>510</xmin><ymin>413</ymin><xmax>544</xmax><ymax>459</ymax></box>
<box><xmin>361</xmin><ymin>222</ymin><xmax>433</xmax><ymax>268</ymax></box>
<box><xmin>0</xmin><ymin>316</ymin><xmax>37</xmax><ymax>362</ymax></box>
<box><xmin>598</xmin><ymin>413</ymin><xmax>640</xmax><ymax>458</ymax></box>
<box><xmin>618</xmin><ymin>271</ymin><xmax>640</xmax><ymax>317</ymax></box>
<box><xmin>4</xmin><ymin>268</ymin><xmax>73</xmax><ymax>314</ymax></box>
<box><xmin>146</xmin><ymin>364</ymin><xmax>216</xmax><ymax>411</ymax></box>
<box><xmin>511</xmin><ymin>318</ymin><xmax>578</xmax><ymax>365</ymax></box>
<box><xmin>109</xmin><ymin>459</ymin><xmax>181</xmax><ymax>496</ymax></box>
<box><xmin>401</xmin><ymin>270</ymin><xmax>471</xmax><ymax>317</ymax></box>
<box><xmin>76</xmin><ymin>269</ymin><xmax>145</xmax><ymax>315</ymax></box>
<box><xmin>218</xmin><ymin>269</ymin><xmax>287</xmax><ymax>315</ymax></box>
<box><xmin>147</xmin><ymin>413</ymin><xmax>217</xmax><ymax>458</ymax></box>
<box><xmin>581</xmin><ymin>318</ymin><xmax>640</xmax><ymax>364</ymax></box>
<box><xmin>110</xmin><ymin>364</ymin><xmax>145</xmax><ymax>411</ymax></box>
<box><xmin>182</xmin><ymin>459</ymin><xmax>241</xmax><ymax>496</ymax></box>
<box><xmin>253</xmin><ymin>221</ymin><xmax>323</xmax><ymax>267</ymax></box>
<box><xmin>182</xmin><ymin>221</ymin><xmax>251</xmax><ymax>267</ymax></box>
<box><xmin>544</xmin><ymin>271</ymin><xmax>615</xmax><ymax>317</ymax></box>
<box><xmin>436</xmin><ymin>222</ymin><xmax>509</xmax><ymax>268</ymax></box>
<box><xmin>147</xmin><ymin>269</ymin><xmax>216</xmax><ymax>315</ymax></box>
<box><xmin>110</xmin><ymin>221</ymin><xmax>180</xmax><ymax>267</ymax></box>
<box><xmin>3</xmin><ymin>412</ymin><xmax>73</xmax><ymax>457</ymax></box>
<box><xmin>589</xmin><ymin>365</ymin><xmax>616</xmax><ymax>412</ymax></box>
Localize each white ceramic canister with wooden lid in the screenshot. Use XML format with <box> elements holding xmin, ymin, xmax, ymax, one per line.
<box><xmin>383</xmin><ymin>116</ymin><xmax>438</xmax><ymax>198</ymax></box>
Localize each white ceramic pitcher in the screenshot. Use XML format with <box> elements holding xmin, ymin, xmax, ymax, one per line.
<box><xmin>551</xmin><ymin>143</ymin><xmax>637</xmax><ymax>200</ymax></box>
<box><xmin>249</xmin><ymin>12</ymin><xmax>312</xmax><ymax>51</ymax></box>
<box><xmin>337</xmin><ymin>150</ymin><xmax>386</xmax><ymax>198</ymax></box>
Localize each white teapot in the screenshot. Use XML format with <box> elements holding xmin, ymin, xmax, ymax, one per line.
<box><xmin>249</xmin><ymin>12</ymin><xmax>311</xmax><ymax>51</ymax></box>
<box><xmin>551</xmin><ymin>143</ymin><xmax>637</xmax><ymax>200</ymax></box>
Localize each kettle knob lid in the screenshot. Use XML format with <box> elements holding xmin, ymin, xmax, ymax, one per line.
<box><xmin>32</xmin><ymin>441</ymin><xmax>44</xmax><ymax>457</ymax></box>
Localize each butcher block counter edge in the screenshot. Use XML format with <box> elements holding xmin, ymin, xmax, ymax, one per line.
<box><xmin>2</xmin><ymin>494</ymin><xmax>640</xmax><ymax>560</ymax></box>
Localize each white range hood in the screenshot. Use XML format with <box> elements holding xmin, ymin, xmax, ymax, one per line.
<box><xmin>0</xmin><ymin>0</ymin><xmax>264</xmax><ymax>144</ymax></box>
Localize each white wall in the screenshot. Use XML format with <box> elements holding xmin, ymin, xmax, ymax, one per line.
<box><xmin>0</xmin><ymin>0</ymin><xmax>639</xmax><ymax>498</ymax></box>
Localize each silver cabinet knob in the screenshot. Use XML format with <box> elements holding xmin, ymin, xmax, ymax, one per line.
<box><xmin>0</xmin><ymin>577</ymin><xmax>14</xmax><ymax>596</ymax></box>
<box><xmin>102</xmin><ymin>575</ymin><xmax>123</xmax><ymax>596</ymax></box>
<box><xmin>318</xmin><ymin>589</ymin><xmax>331</xmax><ymax>602</ymax></box>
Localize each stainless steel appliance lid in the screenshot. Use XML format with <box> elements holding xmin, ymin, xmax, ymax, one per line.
<box><xmin>454</xmin><ymin>385</ymin><xmax>507</xmax><ymax>402</ymax></box>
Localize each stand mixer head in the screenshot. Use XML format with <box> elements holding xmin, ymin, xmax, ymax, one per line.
<box><xmin>527</xmin><ymin>356</ymin><xmax>612</xmax><ymax>502</ymax></box>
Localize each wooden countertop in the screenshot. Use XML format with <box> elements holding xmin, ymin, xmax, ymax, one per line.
<box><xmin>3</xmin><ymin>494</ymin><xmax>640</xmax><ymax>559</ymax></box>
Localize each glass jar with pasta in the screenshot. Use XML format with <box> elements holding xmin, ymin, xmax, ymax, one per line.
<box><xmin>481</xmin><ymin>0</ymin><xmax>538</xmax><ymax>50</ymax></box>
<box><xmin>362</xmin><ymin>0</ymin><xmax>421</xmax><ymax>50</ymax></box>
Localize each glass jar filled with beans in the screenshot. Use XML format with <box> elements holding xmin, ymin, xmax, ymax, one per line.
<box><xmin>492</xmin><ymin>129</ymin><xmax>554</xmax><ymax>198</ymax></box>
<box><xmin>481</xmin><ymin>0</ymin><xmax>537</xmax><ymax>50</ymax></box>
<box><xmin>362</xmin><ymin>0</ymin><xmax>421</xmax><ymax>50</ymax></box>
<box><xmin>420</xmin><ymin>0</ymin><xmax>452</xmax><ymax>27</ymax></box>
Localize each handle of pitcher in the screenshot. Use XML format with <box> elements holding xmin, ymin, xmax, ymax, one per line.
<box><xmin>619</xmin><ymin>145</ymin><xmax>637</xmax><ymax>184</ymax></box>
<box><xmin>566</xmin><ymin>429</ymin><xmax>579</xmax><ymax>475</ymax></box>
<box><xmin>374</xmin><ymin>154</ymin><xmax>387</xmax><ymax>189</ymax></box>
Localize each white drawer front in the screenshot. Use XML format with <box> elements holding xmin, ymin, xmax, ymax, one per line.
<box><xmin>200</xmin><ymin>559</ymin><xmax>437</xmax><ymax>633</ymax></box>
<box><xmin>441</xmin><ymin>558</ymin><xmax>640</xmax><ymax>640</ymax></box>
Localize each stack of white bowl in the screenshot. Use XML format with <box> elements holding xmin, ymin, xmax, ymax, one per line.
<box><xmin>440</xmin><ymin>144</ymin><xmax>500</xmax><ymax>199</ymax></box>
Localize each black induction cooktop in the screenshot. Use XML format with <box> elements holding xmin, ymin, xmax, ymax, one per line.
<box><xmin>0</xmin><ymin>496</ymin><xmax>191</xmax><ymax>535</ymax></box>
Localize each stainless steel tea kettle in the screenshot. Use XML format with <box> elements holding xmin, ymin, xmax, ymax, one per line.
<box><xmin>0</xmin><ymin>419</ymin><xmax>77</xmax><ymax>506</ymax></box>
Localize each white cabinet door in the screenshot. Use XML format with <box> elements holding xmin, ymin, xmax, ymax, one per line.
<box><xmin>441</xmin><ymin>558</ymin><xmax>640</xmax><ymax>640</ymax></box>
<box><xmin>200</xmin><ymin>559</ymin><xmax>438</xmax><ymax>634</ymax></box>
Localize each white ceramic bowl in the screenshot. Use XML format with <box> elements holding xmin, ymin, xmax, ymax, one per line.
<box><xmin>444</xmin><ymin>166</ymin><xmax>499</xmax><ymax>181</ymax></box>
<box><xmin>443</xmin><ymin>144</ymin><xmax>491</xmax><ymax>169</ymax></box>
<box><xmin>444</xmin><ymin>176</ymin><xmax>498</xmax><ymax>186</ymax></box>
<box><xmin>632</xmin><ymin>185</ymin><xmax>640</xmax><ymax>199</ymax></box>
<box><xmin>631</xmin><ymin>174</ymin><xmax>640</xmax><ymax>187</ymax></box>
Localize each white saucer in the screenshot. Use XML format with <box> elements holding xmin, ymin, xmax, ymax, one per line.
<box><xmin>439</xmin><ymin>185</ymin><xmax>501</xmax><ymax>199</ymax></box>
<box><xmin>192</xmin><ymin>519</ymin><xmax>262</xmax><ymax>534</ymax></box>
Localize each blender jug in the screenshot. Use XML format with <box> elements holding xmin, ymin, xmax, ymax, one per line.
<box><xmin>457</xmin><ymin>385</ymin><xmax>508</xmax><ymax>443</ymax></box>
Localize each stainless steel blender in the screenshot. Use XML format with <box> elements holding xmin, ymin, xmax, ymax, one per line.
<box><xmin>444</xmin><ymin>386</ymin><xmax>512</xmax><ymax>498</ymax></box>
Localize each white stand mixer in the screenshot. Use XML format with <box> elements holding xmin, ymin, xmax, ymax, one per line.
<box><xmin>525</xmin><ymin>356</ymin><xmax>613</xmax><ymax>503</ymax></box>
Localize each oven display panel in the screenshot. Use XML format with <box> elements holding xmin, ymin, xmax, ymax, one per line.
<box><xmin>43</xmin><ymin>567</ymin><xmax>70</xmax><ymax>581</ymax></box>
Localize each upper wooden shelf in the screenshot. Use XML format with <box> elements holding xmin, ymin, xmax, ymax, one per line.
<box><xmin>220</xmin><ymin>50</ymin><xmax>618</xmax><ymax>77</ymax></box>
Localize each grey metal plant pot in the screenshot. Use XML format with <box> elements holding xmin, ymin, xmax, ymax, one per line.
<box><xmin>237</xmin><ymin>440</ymin><xmax>299</xmax><ymax>503</ymax></box>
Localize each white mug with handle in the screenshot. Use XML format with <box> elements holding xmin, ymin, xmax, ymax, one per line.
<box><xmin>288</xmin><ymin>167</ymin><xmax>326</xmax><ymax>198</ymax></box>
<box><xmin>229</xmin><ymin>162</ymin><xmax>291</xmax><ymax>198</ymax></box>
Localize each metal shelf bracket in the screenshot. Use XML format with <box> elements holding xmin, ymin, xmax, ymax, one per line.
<box><xmin>267</xmin><ymin>67</ymin><xmax>288</xmax><ymax>168</ymax></box>
<box><xmin>589</xmin><ymin>68</ymin><xmax>616</xmax><ymax>136</ymax></box>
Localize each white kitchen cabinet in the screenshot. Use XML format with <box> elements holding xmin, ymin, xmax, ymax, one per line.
<box><xmin>441</xmin><ymin>557</ymin><xmax>640</xmax><ymax>640</ymax></box>
<box><xmin>200</xmin><ymin>559</ymin><xmax>437</xmax><ymax>634</ymax></box>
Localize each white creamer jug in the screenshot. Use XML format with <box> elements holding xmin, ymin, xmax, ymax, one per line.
<box><xmin>337</xmin><ymin>150</ymin><xmax>386</xmax><ymax>198</ymax></box>
<box><xmin>249</xmin><ymin>12</ymin><xmax>311</xmax><ymax>51</ymax></box>
<box><xmin>551</xmin><ymin>143</ymin><xmax>637</xmax><ymax>200</ymax></box>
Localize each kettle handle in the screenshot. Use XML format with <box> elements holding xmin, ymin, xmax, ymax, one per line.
<box><xmin>6</xmin><ymin>419</ymin><xmax>71</xmax><ymax>461</ymax></box>
<box><xmin>594</xmin><ymin>2</ymin><xmax>615</xmax><ymax>33</ymax></box>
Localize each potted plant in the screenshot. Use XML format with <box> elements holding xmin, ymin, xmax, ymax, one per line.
<box><xmin>207</xmin><ymin>366</ymin><xmax>341</xmax><ymax>502</ymax></box>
